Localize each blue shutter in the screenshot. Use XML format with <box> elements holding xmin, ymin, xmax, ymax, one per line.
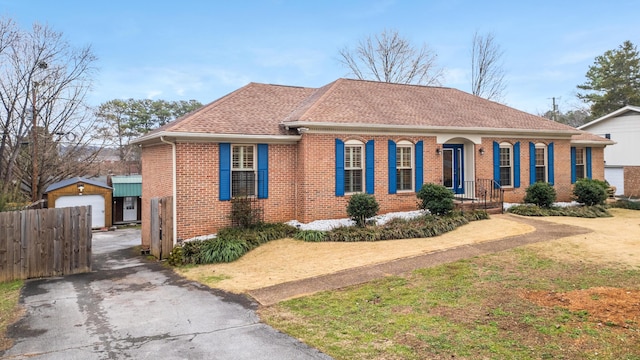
<box><xmin>366</xmin><ymin>140</ymin><xmax>375</xmax><ymax>194</ymax></box>
<box><xmin>219</xmin><ymin>143</ymin><xmax>231</xmax><ymax>201</ymax></box>
<box><xmin>571</xmin><ymin>147</ymin><xmax>577</xmax><ymax>183</ymax></box>
<box><xmin>586</xmin><ymin>147</ymin><xmax>592</xmax><ymax>179</ymax></box>
<box><xmin>493</xmin><ymin>141</ymin><xmax>500</xmax><ymax>188</ymax></box>
<box><xmin>548</xmin><ymin>142</ymin><xmax>554</xmax><ymax>185</ymax></box>
<box><xmin>257</xmin><ymin>144</ymin><xmax>268</xmax><ymax>199</ymax></box>
<box><xmin>529</xmin><ymin>142</ymin><xmax>536</xmax><ymax>185</ymax></box>
<box><xmin>514</xmin><ymin>142</ymin><xmax>520</xmax><ymax>188</ymax></box>
<box><xmin>388</xmin><ymin>140</ymin><xmax>397</xmax><ymax>194</ymax></box>
<box><xmin>415</xmin><ymin>141</ymin><xmax>423</xmax><ymax>191</ymax></box>
<box><xmin>335</xmin><ymin>139</ymin><xmax>344</xmax><ymax>196</ymax></box>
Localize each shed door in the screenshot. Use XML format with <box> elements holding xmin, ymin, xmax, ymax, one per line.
<box><xmin>55</xmin><ymin>194</ymin><xmax>105</xmax><ymax>228</ymax></box>
<box><xmin>123</xmin><ymin>196</ymin><xmax>137</xmax><ymax>221</ymax></box>
<box><xmin>605</xmin><ymin>167</ymin><xmax>624</xmax><ymax>195</ymax></box>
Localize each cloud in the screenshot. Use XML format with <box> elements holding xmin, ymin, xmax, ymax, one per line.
<box><xmin>89</xmin><ymin>65</ymin><xmax>253</xmax><ymax>105</ymax></box>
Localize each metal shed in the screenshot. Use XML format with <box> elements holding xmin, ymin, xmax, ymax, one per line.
<box><xmin>110</xmin><ymin>175</ymin><xmax>142</xmax><ymax>224</ymax></box>
<box><xmin>45</xmin><ymin>177</ymin><xmax>113</xmax><ymax>228</ymax></box>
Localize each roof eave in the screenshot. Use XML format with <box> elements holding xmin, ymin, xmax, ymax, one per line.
<box><xmin>133</xmin><ymin>131</ymin><xmax>302</xmax><ymax>145</ymax></box>
<box><xmin>570</xmin><ymin>139</ymin><xmax>616</xmax><ymax>146</ymax></box>
<box><xmin>283</xmin><ymin>121</ymin><xmax>581</xmax><ymax>137</ymax></box>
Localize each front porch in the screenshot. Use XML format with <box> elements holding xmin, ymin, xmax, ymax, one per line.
<box><xmin>450</xmin><ymin>179</ymin><xmax>504</xmax><ymax>214</ymax></box>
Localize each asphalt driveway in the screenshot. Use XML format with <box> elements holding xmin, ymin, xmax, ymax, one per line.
<box><xmin>2</xmin><ymin>228</ymin><xmax>331</xmax><ymax>360</ymax></box>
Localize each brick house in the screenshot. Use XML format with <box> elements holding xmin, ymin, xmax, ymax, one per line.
<box><xmin>133</xmin><ymin>78</ymin><xmax>612</xmax><ymax>247</ymax></box>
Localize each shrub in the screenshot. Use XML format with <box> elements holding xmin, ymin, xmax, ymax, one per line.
<box><xmin>199</xmin><ymin>238</ymin><xmax>249</xmax><ymax>263</ymax></box>
<box><xmin>294</xmin><ymin>230</ymin><xmax>327</xmax><ymax>242</ymax></box>
<box><xmin>507</xmin><ymin>204</ymin><xmax>611</xmax><ymax>218</ymax></box>
<box><xmin>609</xmin><ymin>199</ymin><xmax>640</xmax><ymax>210</ymax></box>
<box><xmin>416</xmin><ymin>183</ymin><xmax>454</xmax><ymax>215</ymax></box>
<box><xmin>346</xmin><ymin>193</ymin><xmax>379</xmax><ymax>227</ymax></box>
<box><xmin>229</xmin><ymin>196</ymin><xmax>263</xmax><ymax>228</ymax></box>
<box><xmin>573</xmin><ymin>178</ymin><xmax>608</xmax><ymax>206</ymax></box>
<box><xmin>523</xmin><ymin>182</ymin><xmax>556</xmax><ymax>208</ymax></box>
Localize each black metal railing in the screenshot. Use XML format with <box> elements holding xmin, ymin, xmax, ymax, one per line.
<box><xmin>447</xmin><ymin>179</ymin><xmax>504</xmax><ymax>213</ymax></box>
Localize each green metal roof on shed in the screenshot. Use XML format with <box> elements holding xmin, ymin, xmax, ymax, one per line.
<box><xmin>110</xmin><ymin>175</ymin><xmax>142</xmax><ymax>197</ymax></box>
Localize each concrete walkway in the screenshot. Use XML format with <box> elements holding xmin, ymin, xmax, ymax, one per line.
<box><xmin>249</xmin><ymin>215</ymin><xmax>592</xmax><ymax>306</ymax></box>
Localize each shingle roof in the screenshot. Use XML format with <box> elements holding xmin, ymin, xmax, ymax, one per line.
<box><xmin>145</xmin><ymin>83</ymin><xmax>315</xmax><ymax>137</ymax></box>
<box><xmin>136</xmin><ymin>78</ymin><xmax>595</xmax><ymax>143</ymax></box>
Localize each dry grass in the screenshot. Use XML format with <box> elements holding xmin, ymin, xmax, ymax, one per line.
<box><xmin>525</xmin><ymin>208</ymin><xmax>640</xmax><ymax>268</ymax></box>
<box><xmin>175</xmin><ymin>215</ymin><xmax>534</xmax><ymax>292</ymax></box>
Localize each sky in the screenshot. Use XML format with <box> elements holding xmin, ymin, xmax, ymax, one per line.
<box><xmin>1</xmin><ymin>0</ymin><xmax>639</xmax><ymax>115</ymax></box>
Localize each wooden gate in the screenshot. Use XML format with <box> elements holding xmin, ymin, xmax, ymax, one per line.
<box><xmin>0</xmin><ymin>206</ymin><xmax>92</xmax><ymax>282</ymax></box>
<box><xmin>150</xmin><ymin>196</ymin><xmax>173</xmax><ymax>260</ymax></box>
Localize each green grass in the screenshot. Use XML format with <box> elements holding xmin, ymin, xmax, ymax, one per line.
<box><xmin>0</xmin><ymin>280</ymin><xmax>23</xmax><ymax>351</ymax></box>
<box><xmin>260</xmin><ymin>249</ymin><xmax>640</xmax><ymax>360</ymax></box>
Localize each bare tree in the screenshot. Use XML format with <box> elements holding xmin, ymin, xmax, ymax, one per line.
<box><xmin>471</xmin><ymin>31</ymin><xmax>506</xmax><ymax>101</ymax></box>
<box><xmin>339</xmin><ymin>29</ymin><xmax>443</xmax><ymax>86</ymax></box>
<box><xmin>0</xmin><ymin>20</ymin><xmax>100</xmax><ymax>202</ymax></box>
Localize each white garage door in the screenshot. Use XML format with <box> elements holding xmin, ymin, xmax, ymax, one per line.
<box><xmin>605</xmin><ymin>167</ymin><xmax>624</xmax><ymax>196</ymax></box>
<box><xmin>55</xmin><ymin>194</ymin><xmax>105</xmax><ymax>228</ymax></box>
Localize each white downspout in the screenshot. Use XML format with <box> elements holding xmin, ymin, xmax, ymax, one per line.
<box><xmin>160</xmin><ymin>136</ymin><xmax>178</xmax><ymax>245</ymax></box>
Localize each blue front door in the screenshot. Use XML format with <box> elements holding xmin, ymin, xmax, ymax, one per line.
<box><xmin>443</xmin><ymin>144</ymin><xmax>464</xmax><ymax>194</ymax></box>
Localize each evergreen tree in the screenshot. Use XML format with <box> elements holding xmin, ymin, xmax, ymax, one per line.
<box><xmin>577</xmin><ymin>41</ymin><xmax>640</xmax><ymax>118</ymax></box>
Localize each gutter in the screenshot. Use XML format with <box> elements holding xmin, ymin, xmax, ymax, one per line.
<box><xmin>160</xmin><ymin>136</ymin><xmax>178</xmax><ymax>245</ymax></box>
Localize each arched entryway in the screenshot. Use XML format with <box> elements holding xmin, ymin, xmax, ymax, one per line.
<box><xmin>438</xmin><ymin>136</ymin><xmax>480</xmax><ymax>199</ymax></box>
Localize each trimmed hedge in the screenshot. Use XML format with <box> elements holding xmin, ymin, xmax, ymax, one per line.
<box><xmin>573</xmin><ymin>178</ymin><xmax>608</xmax><ymax>206</ymax></box>
<box><xmin>524</xmin><ymin>182</ymin><xmax>556</xmax><ymax>208</ymax></box>
<box><xmin>507</xmin><ymin>204</ymin><xmax>611</xmax><ymax>218</ymax></box>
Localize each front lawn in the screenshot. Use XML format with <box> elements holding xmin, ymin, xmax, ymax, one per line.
<box><xmin>260</xmin><ymin>247</ymin><xmax>640</xmax><ymax>359</ymax></box>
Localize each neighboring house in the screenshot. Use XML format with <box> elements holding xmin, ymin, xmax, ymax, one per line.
<box><xmin>110</xmin><ymin>175</ymin><xmax>142</xmax><ymax>224</ymax></box>
<box><xmin>45</xmin><ymin>177</ymin><xmax>113</xmax><ymax>229</ymax></box>
<box><xmin>579</xmin><ymin>105</ymin><xmax>639</xmax><ymax>197</ymax></box>
<box><xmin>133</xmin><ymin>78</ymin><xmax>613</xmax><ymax>247</ymax></box>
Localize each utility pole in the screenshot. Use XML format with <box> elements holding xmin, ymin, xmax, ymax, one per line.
<box><xmin>551</xmin><ymin>97</ymin><xmax>559</xmax><ymax>122</ymax></box>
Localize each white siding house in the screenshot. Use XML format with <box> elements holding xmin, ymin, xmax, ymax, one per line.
<box><xmin>579</xmin><ymin>105</ymin><xmax>640</xmax><ymax>197</ymax></box>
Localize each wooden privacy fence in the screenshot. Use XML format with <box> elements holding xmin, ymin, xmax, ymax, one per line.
<box><xmin>0</xmin><ymin>206</ymin><xmax>92</xmax><ymax>282</ymax></box>
<box><xmin>150</xmin><ymin>196</ymin><xmax>173</xmax><ymax>260</ymax></box>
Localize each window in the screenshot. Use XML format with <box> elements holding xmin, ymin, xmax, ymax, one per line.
<box><xmin>499</xmin><ymin>143</ymin><xmax>513</xmax><ymax>187</ymax></box>
<box><xmin>396</xmin><ymin>142</ymin><xmax>413</xmax><ymax>191</ymax></box>
<box><xmin>124</xmin><ymin>196</ymin><xmax>135</xmax><ymax>210</ymax></box>
<box><xmin>345</xmin><ymin>141</ymin><xmax>364</xmax><ymax>193</ymax></box>
<box><xmin>575</xmin><ymin>148</ymin><xmax>585</xmax><ymax>180</ymax></box>
<box><xmin>535</xmin><ymin>143</ymin><xmax>547</xmax><ymax>182</ymax></box>
<box><xmin>231</xmin><ymin>145</ymin><xmax>256</xmax><ymax>197</ymax></box>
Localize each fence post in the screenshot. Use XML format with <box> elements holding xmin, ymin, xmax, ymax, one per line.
<box><xmin>150</xmin><ymin>197</ymin><xmax>160</xmax><ymax>259</ymax></box>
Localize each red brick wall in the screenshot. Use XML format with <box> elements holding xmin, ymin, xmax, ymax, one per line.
<box><xmin>172</xmin><ymin>142</ymin><xmax>297</xmax><ymax>240</ymax></box>
<box><xmin>476</xmin><ymin>138</ymin><xmax>579</xmax><ymax>203</ymax></box>
<box><xmin>141</xmin><ymin>144</ymin><xmax>173</xmax><ymax>248</ymax></box>
<box><xmin>141</xmin><ymin>135</ymin><xmax>606</xmax><ymax>239</ymax></box>
<box><xmin>624</xmin><ymin>166</ymin><xmax>640</xmax><ymax>197</ymax></box>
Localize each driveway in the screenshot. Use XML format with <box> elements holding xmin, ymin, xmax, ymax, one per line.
<box><xmin>2</xmin><ymin>228</ymin><xmax>331</xmax><ymax>360</ymax></box>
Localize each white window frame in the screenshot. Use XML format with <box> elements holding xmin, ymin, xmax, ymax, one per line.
<box><xmin>499</xmin><ymin>142</ymin><xmax>513</xmax><ymax>188</ymax></box>
<box><xmin>344</xmin><ymin>140</ymin><xmax>364</xmax><ymax>194</ymax></box>
<box><xmin>575</xmin><ymin>147</ymin><xmax>586</xmax><ymax>180</ymax></box>
<box><xmin>396</xmin><ymin>140</ymin><xmax>414</xmax><ymax>192</ymax></box>
<box><xmin>231</xmin><ymin>144</ymin><xmax>256</xmax><ymax>197</ymax></box>
<box><xmin>535</xmin><ymin>143</ymin><xmax>548</xmax><ymax>183</ymax></box>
